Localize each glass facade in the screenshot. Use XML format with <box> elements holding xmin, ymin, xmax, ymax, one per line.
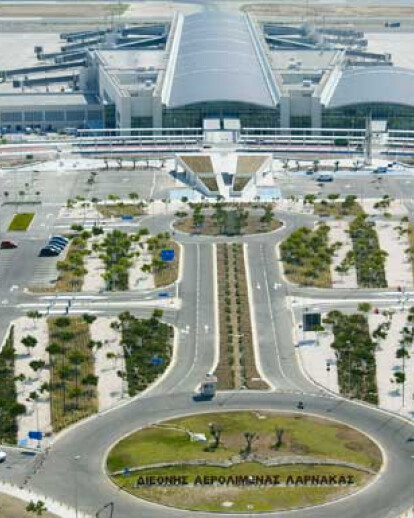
<box><xmin>104</xmin><ymin>104</ymin><xmax>116</xmax><ymax>128</ymax></box>
<box><xmin>131</xmin><ymin>116</ymin><xmax>153</xmax><ymax>129</ymax></box>
<box><xmin>322</xmin><ymin>103</ymin><xmax>414</xmax><ymax>130</ymax></box>
<box><xmin>290</xmin><ymin>115</ymin><xmax>312</xmax><ymax>129</ymax></box>
<box><xmin>163</xmin><ymin>101</ymin><xmax>280</xmax><ymax>128</ymax></box>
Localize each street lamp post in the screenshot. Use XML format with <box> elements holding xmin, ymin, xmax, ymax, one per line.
<box><xmin>346</xmin><ymin>340</ymin><xmax>351</xmax><ymax>397</ymax></box>
<box><xmin>74</xmin><ymin>455</ymin><xmax>81</xmax><ymax>518</ymax></box>
<box><xmin>411</xmin><ymin>456</ymin><xmax>414</xmax><ymax>515</ymax></box>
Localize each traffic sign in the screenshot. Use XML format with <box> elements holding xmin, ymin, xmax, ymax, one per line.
<box><xmin>303</xmin><ymin>312</ymin><xmax>321</xmax><ymax>332</ymax></box>
<box><xmin>123</xmin><ymin>468</ymin><xmax>131</xmax><ymax>477</ymax></box>
<box><xmin>28</xmin><ymin>431</ymin><xmax>43</xmax><ymax>441</ymax></box>
<box><xmin>160</xmin><ymin>249</ymin><xmax>175</xmax><ymax>262</ymax></box>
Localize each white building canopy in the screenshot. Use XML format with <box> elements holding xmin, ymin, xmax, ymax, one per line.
<box><xmin>321</xmin><ymin>66</ymin><xmax>414</xmax><ymax>109</ymax></box>
<box><xmin>163</xmin><ymin>11</ymin><xmax>279</xmax><ymax>109</ymax></box>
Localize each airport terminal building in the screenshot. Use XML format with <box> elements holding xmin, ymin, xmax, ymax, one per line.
<box><xmin>1</xmin><ymin>11</ymin><xmax>414</xmax><ymax>132</ymax></box>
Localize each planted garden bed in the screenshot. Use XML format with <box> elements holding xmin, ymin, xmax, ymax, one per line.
<box><xmin>100</xmin><ymin>230</ymin><xmax>133</xmax><ymax>290</ymax></box>
<box><xmin>98</xmin><ymin>202</ymin><xmax>146</xmax><ymax>218</ymax></box>
<box><xmin>117</xmin><ymin>311</ymin><xmax>173</xmax><ymax>395</ymax></box>
<box><xmin>314</xmin><ymin>196</ymin><xmax>363</xmax><ymax>217</ymax></box>
<box><xmin>55</xmin><ymin>233</ymin><xmax>91</xmax><ymax>292</ymax></box>
<box><xmin>280</xmin><ymin>224</ymin><xmax>334</xmax><ymax>287</ymax></box>
<box><xmin>47</xmin><ymin>316</ymin><xmax>96</xmax><ymax>432</ymax></box>
<box><xmin>215</xmin><ymin>244</ymin><xmax>268</xmax><ymax>390</ymax></box>
<box><xmin>175</xmin><ymin>206</ymin><xmax>281</xmax><ymax>236</ymax></box>
<box><xmin>147</xmin><ymin>234</ymin><xmax>180</xmax><ymax>287</ymax></box>
<box><xmin>324</xmin><ymin>310</ymin><xmax>378</xmax><ymax>404</ymax></box>
<box><xmin>0</xmin><ymin>326</ymin><xmax>25</xmax><ymax>444</ymax></box>
<box><xmin>349</xmin><ymin>214</ymin><xmax>387</xmax><ymax>288</ymax></box>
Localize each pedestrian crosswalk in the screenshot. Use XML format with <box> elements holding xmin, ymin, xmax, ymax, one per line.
<box><xmin>30</xmin><ymin>258</ymin><xmax>59</xmax><ymax>289</ymax></box>
<box><xmin>0</xmin><ymin>251</ymin><xmax>15</xmax><ymax>281</ymax></box>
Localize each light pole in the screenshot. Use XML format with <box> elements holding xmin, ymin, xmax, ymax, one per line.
<box><xmin>346</xmin><ymin>340</ymin><xmax>351</xmax><ymax>397</ymax></box>
<box><xmin>411</xmin><ymin>456</ymin><xmax>414</xmax><ymax>515</ymax></box>
<box><xmin>74</xmin><ymin>454</ymin><xmax>81</xmax><ymax>518</ymax></box>
<box><xmin>326</xmin><ymin>360</ymin><xmax>331</xmax><ymax>391</ymax></box>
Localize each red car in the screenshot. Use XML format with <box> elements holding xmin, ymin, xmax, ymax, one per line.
<box><xmin>0</xmin><ymin>240</ymin><xmax>18</xmax><ymax>249</ymax></box>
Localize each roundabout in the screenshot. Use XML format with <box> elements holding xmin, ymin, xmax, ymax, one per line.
<box><xmin>31</xmin><ymin>391</ymin><xmax>414</xmax><ymax>518</ymax></box>
<box><xmin>107</xmin><ymin>410</ymin><xmax>381</xmax><ymax>513</ymax></box>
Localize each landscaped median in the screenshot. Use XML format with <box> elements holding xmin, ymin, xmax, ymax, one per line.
<box><xmin>107</xmin><ymin>411</ymin><xmax>382</xmax><ymax>513</ymax></box>
<box><xmin>48</xmin><ymin>316</ymin><xmax>96</xmax><ymax>432</ymax></box>
<box><xmin>7</xmin><ymin>212</ymin><xmax>34</xmax><ymax>231</ymax></box>
<box><xmin>215</xmin><ymin>244</ymin><xmax>267</xmax><ymax>390</ymax></box>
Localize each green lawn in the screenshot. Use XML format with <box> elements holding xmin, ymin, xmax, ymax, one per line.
<box><xmin>113</xmin><ymin>463</ymin><xmax>368</xmax><ymax>512</ymax></box>
<box><xmin>107</xmin><ymin>411</ymin><xmax>382</xmax><ymax>473</ymax></box>
<box><xmin>8</xmin><ymin>212</ymin><xmax>34</xmax><ymax>231</ymax></box>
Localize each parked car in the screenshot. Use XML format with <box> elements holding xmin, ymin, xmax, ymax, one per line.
<box><xmin>0</xmin><ymin>450</ymin><xmax>7</xmax><ymax>463</ymax></box>
<box><xmin>48</xmin><ymin>240</ymin><xmax>66</xmax><ymax>250</ymax></box>
<box><xmin>316</xmin><ymin>174</ymin><xmax>333</xmax><ymax>182</ymax></box>
<box><xmin>50</xmin><ymin>235</ymin><xmax>69</xmax><ymax>245</ymax></box>
<box><xmin>0</xmin><ymin>240</ymin><xmax>18</xmax><ymax>249</ymax></box>
<box><xmin>39</xmin><ymin>246</ymin><xmax>60</xmax><ymax>257</ymax></box>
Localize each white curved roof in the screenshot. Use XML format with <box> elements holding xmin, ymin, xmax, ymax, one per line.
<box><xmin>322</xmin><ymin>67</ymin><xmax>414</xmax><ymax>109</ymax></box>
<box><xmin>163</xmin><ymin>11</ymin><xmax>279</xmax><ymax>109</ymax></box>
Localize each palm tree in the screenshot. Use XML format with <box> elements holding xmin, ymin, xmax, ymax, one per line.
<box><xmin>82</xmin><ymin>373</ymin><xmax>98</xmax><ymax>399</ymax></box>
<box><xmin>26</xmin><ymin>500</ymin><xmax>47</xmax><ymax>516</ymax></box>
<box><xmin>82</xmin><ymin>313</ymin><xmax>96</xmax><ymax>325</ymax></box>
<box><xmin>57</xmin><ymin>365</ymin><xmax>71</xmax><ymax>412</ymax></box>
<box><xmin>68</xmin><ymin>351</ymin><xmax>85</xmax><ymax>410</ymax></box>
<box><xmin>116</xmin><ymin>370</ymin><xmax>127</xmax><ymax>398</ymax></box>
<box><xmin>21</xmin><ymin>335</ymin><xmax>37</xmax><ymax>356</ymax></box>
<box><xmin>29</xmin><ymin>359</ymin><xmax>46</xmax><ymax>376</ymax></box>
<box><xmin>68</xmin><ymin>387</ymin><xmax>83</xmax><ymax>409</ymax></box>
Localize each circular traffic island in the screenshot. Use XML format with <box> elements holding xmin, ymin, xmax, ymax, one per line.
<box><xmin>174</xmin><ymin>206</ymin><xmax>282</xmax><ymax>236</ymax></box>
<box><xmin>107</xmin><ymin>411</ymin><xmax>382</xmax><ymax>513</ymax></box>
